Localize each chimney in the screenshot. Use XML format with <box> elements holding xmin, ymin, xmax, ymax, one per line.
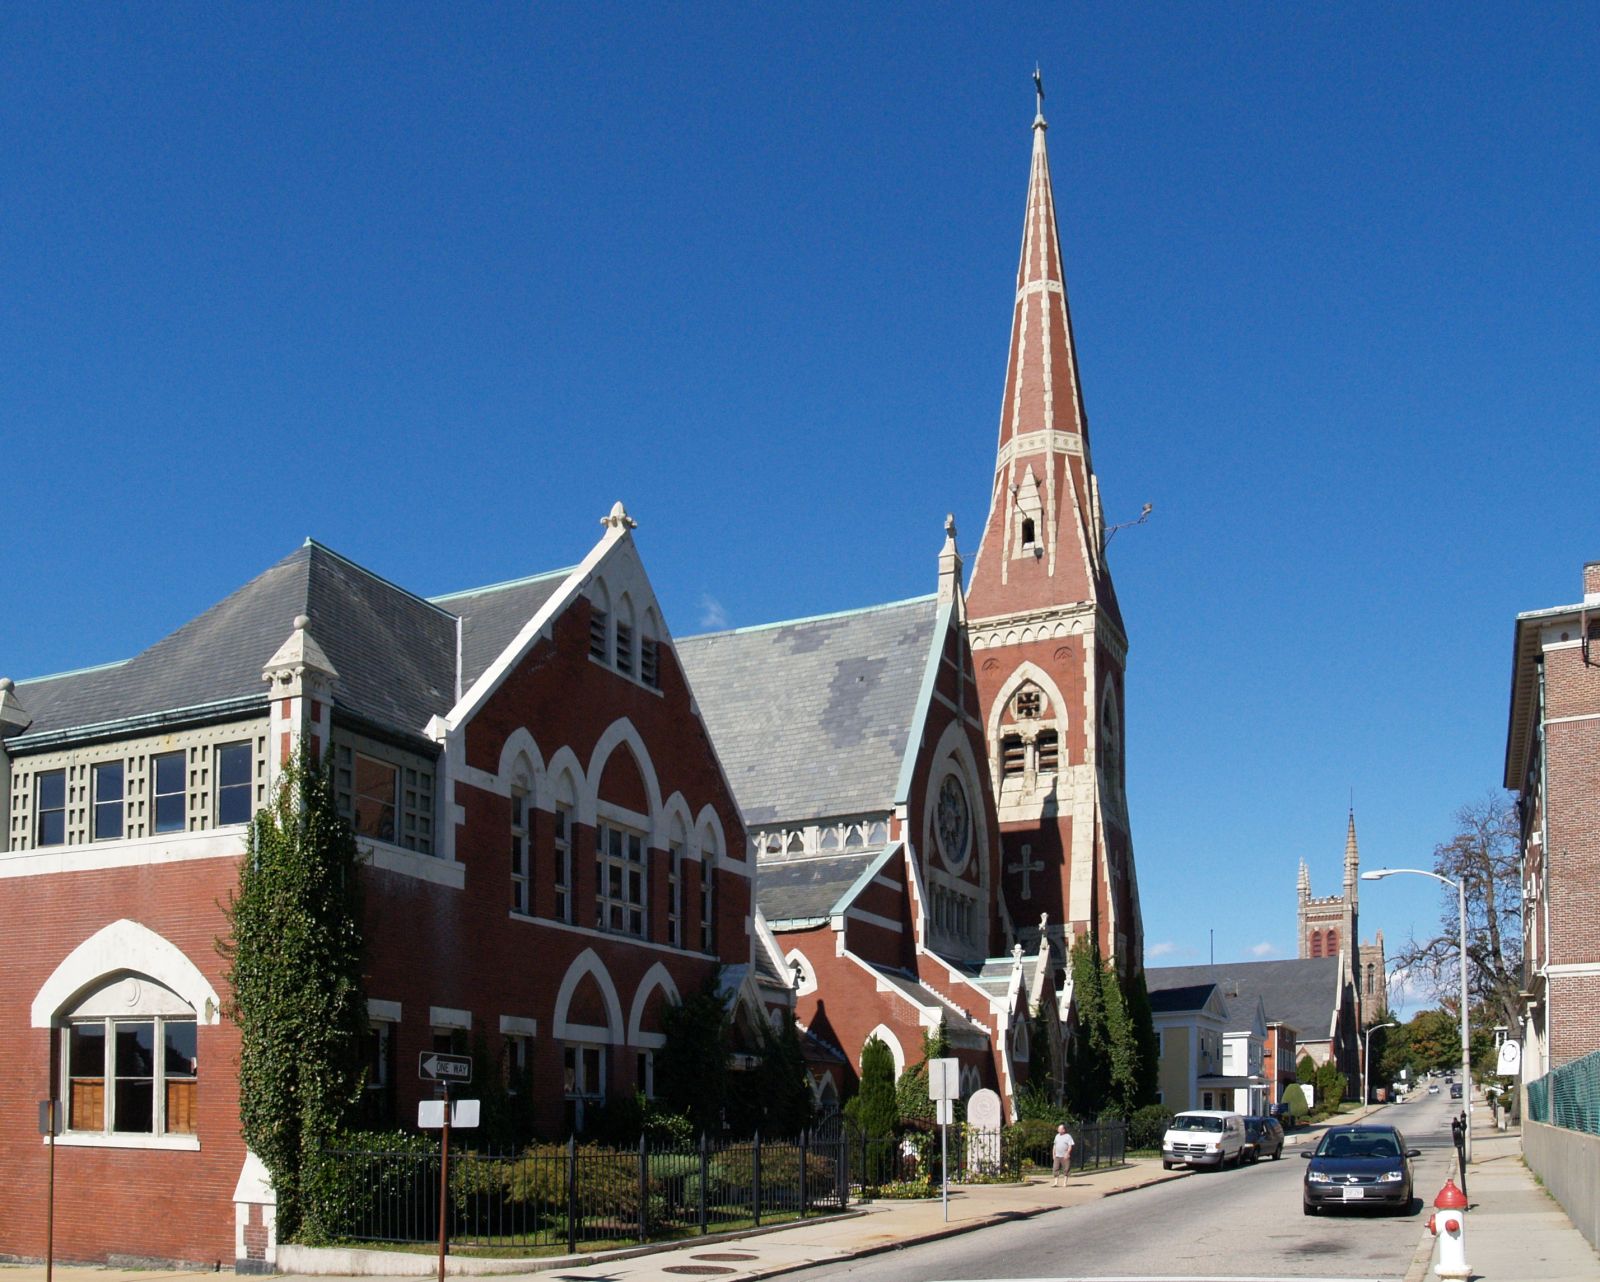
<box><xmin>1583</xmin><ymin>560</ymin><xmax>1600</xmax><ymax>603</ymax></box>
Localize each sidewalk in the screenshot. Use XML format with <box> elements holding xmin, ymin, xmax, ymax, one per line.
<box><xmin>1410</xmin><ymin>1104</ymin><xmax>1600</xmax><ymax>1282</ymax></box>
<box><xmin>0</xmin><ymin>1156</ymin><xmax>1188</xmax><ymax>1282</ymax></box>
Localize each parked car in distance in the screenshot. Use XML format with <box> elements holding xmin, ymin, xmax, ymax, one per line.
<box><xmin>1302</xmin><ymin>1124</ymin><xmax>1419</xmax><ymax>1216</ymax></box>
<box><xmin>1428</xmin><ymin>1084</ymin><xmax>1441</xmax><ymax>1094</ymax></box>
<box><xmin>1268</xmin><ymin>1101</ymin><xmax>1295</xmax><ymax>1129</ymax></box>
<box><xmin>1243</xmin><ymin>1115</ymin><xmax>1285</xmax><ymax>1162</ymax></box>
<box><xmin>1162</xmin><ymin>1110</ymin><xmax>1246</xmax><ymax>1170</ymax></box>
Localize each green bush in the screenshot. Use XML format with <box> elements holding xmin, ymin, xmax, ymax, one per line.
<box><xmin>1283</xmin><ymin>1084</ymin><xmax>1309</xmax><ymax>1120</ymax></box>
<box><xmin>1127</xmin><ymin>1104</ymin><xmax>1174</xmax><ymax>1150</ymax></box>
<box><xmin>301</xmin><ymin>1129</ymin><xmax>438</xmax><ymax>1245</ymax></box>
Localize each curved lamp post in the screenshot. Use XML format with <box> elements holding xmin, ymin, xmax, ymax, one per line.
<box><xmin>1363</xmin><ymin>867</ymin><xmax>1471</xmax><ymax>1162</ymax></box>
<box><xmin>1364</xmin><ymin>1020</ymin><xmax>1398</xmax><ymax>1107</ymax></box>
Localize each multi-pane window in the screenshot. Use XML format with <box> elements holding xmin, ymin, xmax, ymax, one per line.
<box><xmin>359</xmin><ymin>1021</ymin><xmax>394</xmax><ymax>1129</ymax></box>
<box><xmin>614</xmin><ymin>621</ymin><xmax>634</xmax><ymax>677</ymax></box>
<box><xmin>92</xmin><ymin>763</ymin><xmax>124</xmax><ymax>841</ymax></box>
<box><xmin>64</xmin><ymin>1017</ymin><xmax>197</xmax><ymax>1136</ymax></box>
<box><xmin>589</xmin><ymin>609</ymin><xmax>609</xmax><ymax>660</ymax></box>
<box><xmin>636</xmin><ymin>1050</ymin><xmax>655</xmax><ymax>1099</ymax></box>
<box><xmin>596</xmin><ymin>821</ymin><xmax>646</xmax><ymax>937</ymax></box>
<box><xmin>553</xmin><ymin>805</ymin><xmax>573</xmax><ymax>923</ymax></box>
<box><xmin>36</xmin><ymin>770</ymin><xmax>66</xmax><ymax>846</ymax></box>
<box><xmin>401</xmin><ymin>766</ymin><xmax>433</xmax><ymax>854</ymax></box>
<box><xmin>353</xmin><ymin>755</ymin><xmax>398</xmax><ymax>843</ymax></box>
<box><xmin>640</xmin><ymin>638</ymin><xmax>660</xmax><ymax>689</ymax></box>
<box><xmin>505</xmin><ymin>1036</ymin><xmax>531</xmax><ymax>1096</ymax></box>
<box><xmin>152</xmin><ymin>753</ymin><xmax>186</xmax><ymax>834</ymax></box>
<box><xmin>510</xmin><ymin>791</ymin><xmax>531</xmax><ymax>914</ymax></box>
<box><xmin>700</xmin><ymin>863</ymin><xmax>716</xmax><ymax>954</ymax></box>
<box><xmin>216</xmin><ymin>742</ymin><xmax>253</xmax><ymax>826</ymax></box>
<box><xmin>667</xmin><ymin>841</ymin><xmax>684</xmax><ymax>948</ymax></box>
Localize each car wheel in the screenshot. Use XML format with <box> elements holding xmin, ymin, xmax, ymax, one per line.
<box><xmin>1162</xmin><ymin>1161</ymin><xmax>1174</xmax><ymax>1170</ymax></box>
<box><xmin>1303</xmin><ymin>1201</ymin><xmax>1319</xmax><ymax>1216</ymax></box>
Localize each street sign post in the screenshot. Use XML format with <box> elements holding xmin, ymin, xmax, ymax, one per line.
<box><xmin>38</xmin><ymin>1100</ymin><xmax>60</xmax><ymax>1282</ymax></box>
<box><xmin>927</xmin><ymin>1058</ymin><xmax>959</xmax><ymax>1222</ymax></box>
<box><xmin>417</xmin><ymin>1054</ymin><xmax>472</xmax><ymax>1282</ymax></box>
<box><xmin>418</xmin><ymin>1099</ymin><xmax>481</xmax><ymax>1129</ymax></box>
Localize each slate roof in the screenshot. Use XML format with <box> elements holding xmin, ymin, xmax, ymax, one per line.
<box><xmin>1145</xmin><ymin>958</ymin><xmax>1344</xmax><ymax>1041</ymax></box>
<box><xmin>869</xmin><ymin>965</ymin><xmax>985</xmax><ymax>1041</ymax></box>
<box><xmin>431</xmin><ymin>569</ymin><xmax>573</xmax><ymax>689</ymax></box>
<box><xmin>1148</xmin><ymin>983</ymin><xmax>1219</xmax><ymax>1015</ymax></box>
<box><xmin>9</xmin><ymin>541</ymin><xmax>580</xmax><ymax>747</ymax></box>
<box><xmin>677</xmin><ymin>597</ymin><xmax>939</xmax><ymax>826</ymax></box>
<box><xmin>756</xmin><ymin>849</ymin><xmax>888</xmax><ymax>924</ymax></box>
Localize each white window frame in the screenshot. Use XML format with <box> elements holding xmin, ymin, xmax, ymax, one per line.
<box><xmin>91</xmin><ymin>761</ymin><xmax>124</xmax><ymax>842</ymax></box>
<box><xmin>553</xmin><ymin>804</ymin><xmax>573</xmax><ymax>924</ymax></box>
<box><xmin>510</xmin><ymin>789</ymin><xmax>531</xmax><ymax>915</ymax></box>
<box><xmin>151</xmin><ymin>750</ymin><xmax>186</xmax><ymax>834</ymax></box>
<box><xmin>596</xmin><ymin>820</ymin><xmax>647</xmax><ymax>938</ymax></box>
<box><xmin>60</xmin><ymin>1014</ymin><xmax>198</xmax><ymax>1141</ymax></box>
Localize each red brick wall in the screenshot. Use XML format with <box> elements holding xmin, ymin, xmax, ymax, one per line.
<box><xmin>0</xmin><ymin>856</ymin><xmax>246</xmax><ymax>1267</ymax></box>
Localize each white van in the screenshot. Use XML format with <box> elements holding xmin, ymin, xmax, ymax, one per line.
<box><xmin>1161</xmin><ymin>1110</ymin><xmax>1246</xmax><ymax>1170</ymax></box>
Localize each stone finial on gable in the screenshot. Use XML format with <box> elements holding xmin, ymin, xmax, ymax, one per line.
<box><xmin>0</xmin><ymin>678</ymin><xmax>32</xmax><ymax>736</ymax></box>
<box><xmin>600</xmin><ymin>501</ymin><xmax>638</xmax><ymax>534</ymax></box>
<box><xmin>938</xmin><ymin>514</ymin><xmax>964</xmax><ymax>605</ymax></box>
<box><xmin>262</xmin><ymin>614</ymin><xmax>338</xmax><ymax>697</ymax></box>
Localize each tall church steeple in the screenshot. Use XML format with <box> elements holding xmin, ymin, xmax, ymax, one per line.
<box><xmin>967</xmin><ymin>80</ymin><xmax>1142</xmax><ymax>979</ymax></box>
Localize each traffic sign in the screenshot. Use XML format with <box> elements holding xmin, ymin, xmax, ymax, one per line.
<box><xmin>419</xmin><ymin>1098</ymin><xmax>481</xmax><ymax>1130</ymax></box>
<box><xmin>419</xmin><ymin>1051</ymin><xmax>472</xmax><ymax>1084</ymax></box>
<box><xmin>927</xmin><ymin>1057</ymin><xmax>960</xmax><ymax>1101</ymax></box>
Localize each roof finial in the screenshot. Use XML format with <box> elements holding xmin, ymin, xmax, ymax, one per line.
<box><xmin>1033</xmin><ymin>65</ymin><xmax>1046</xmax><ymax>129</ymax></box>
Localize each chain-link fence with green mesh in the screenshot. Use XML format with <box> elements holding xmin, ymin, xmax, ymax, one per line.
<box><xmin>1526</xmin><ymin>1048</ymin><xmax>1600</xmax><ymax>1135</ymax></box>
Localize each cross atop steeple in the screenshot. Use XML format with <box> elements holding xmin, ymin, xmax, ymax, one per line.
<box><xmin>1033</xmin><ymin>65</ymin><xmax>1046</xmax><ymax>127</ymax></box>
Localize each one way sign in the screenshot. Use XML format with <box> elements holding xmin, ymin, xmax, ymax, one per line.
<box><xmin>418</xmin><ymin>1051</ymin><xmax>472</xmax><ymax>1084</ymax></box>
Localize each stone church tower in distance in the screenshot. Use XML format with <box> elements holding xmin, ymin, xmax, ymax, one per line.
<box><xmin>966</xmin><ymin>92</ymin><xmax>1144</xmax><ymax>978</ymax></box>
<box><xmin>1298</xmin><ymin>811</ymin><xmax>1387</xmax><ymax>1022</ymax></box>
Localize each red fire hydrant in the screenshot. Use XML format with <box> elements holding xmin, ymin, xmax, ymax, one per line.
<box><xmin>1427</xmin><ymin>1178</ymin><xmax>1470</xmax><ymax>1280</ymax></box>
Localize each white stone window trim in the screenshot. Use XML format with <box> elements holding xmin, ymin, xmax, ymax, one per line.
<box><xmin>626</xmin><ymin>962</ymin><xmax>680</xmax><ymax>1050</ymax></box>
<box><xmin>499</xmin><ymin>1014</ymin><xmax>538</xmax><ymax>1037</ymax></box>
<box><xmin>368</xmin><ymin>999</ymin><xmax>403</xmax><ymax>1024</ymax></box>
<box><xmin>32</xmin><ymin>920</ymin><xmax>222</xmax><ymax>1028</ymax></box>
<box><xmin>429</xmin><ymin>1006</ymin><xmax>472</xmax><ymax>1031</ymax></box>
<box><xmin>48</xmin><ymin>1131</ymin><xmax>200</xmax><ymax>1151</ymax></box>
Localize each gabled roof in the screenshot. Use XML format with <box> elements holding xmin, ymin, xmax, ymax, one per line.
<box><xmin>677</xmin><ymin>597</ymin><xmax>938</xmax><ymax>826</ymax></box>
<box><xmin>1148</xmin><ymin>983</ymin><xmax>1220</xmax><ymax>1015</ymax></box>
<box><xmin>8</xmin><ymin>541</ymin><xmax>589</xmax><ymax>749</ymax></box>
<box><xmin>757</xmin><ymin>848</ymin><xmax>892</xmax><ymax>925</ymax></box>
<box><xmin>1146</xmin><ymin>957</ymin><xmax>1344</xmax><ymax>1042</ymax></box>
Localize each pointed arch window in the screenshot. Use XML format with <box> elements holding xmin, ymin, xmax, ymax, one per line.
<box><xmin>60</xmin><ymin>976</ymin><xmax>198</xmax><ymax>1138</ymax></box>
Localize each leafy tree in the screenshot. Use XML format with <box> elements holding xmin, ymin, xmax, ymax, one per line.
<box><xmin>1314</xmin><ymin>1059</ymin><xmax>1347</xmax><ymax>1110</ymax></box>
<box><xmin>1065</xmin><ymin>935</ymin><xmax>1111</xmax><ymax>1116</ymax></box>
<box><xmin>895</xmin><ymin>1019</ymin><xmax>950</xmax><ymax>1128</ymax></box>
<box><xmin>1296</xmin><ymin>1054</ymin><xmax>1317</xmax><ymax>1085</ymax></box>
<box><xmin>223</xmin><ymin>752</ymin><xmax>368</xmax><ymax>1239</ymax></box>
<box><xmin>728</xmin><ymin>1011</ymin><xmax>814</xmax><ymax>1137</ymax></box>
<box><xmin>1124</xmin><ymin>970</ymin><xmax>1161</xmax><ymax>1106</ymax></box>
<box><xmin>1102</xmin><ymin>960</ymin><xmax>1140</xmax><ymax>1113</ymax></box>
<box><xmin>844</xmin><ymin>1035</ymin><xmax>898</xmax><ymax>1139</ymax></box>
<box><xmin>1388</xmin><ymin>793</ymin><xmax>1523</xmax><ymax>1035</ymax></box>
<box><xmin>655</xmin><ymin>978</ymin><xmax>731</xmax><ymax>1136</ymax></box>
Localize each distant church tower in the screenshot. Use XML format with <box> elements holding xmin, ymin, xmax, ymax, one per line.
<box><xmin>966</xmin><ymin>84</ymin><xmax>1144</xmax><ymax>978</ymax></box>
<box><xmin>1297</xmin><ymin>812</ymin><xmax>1387</xmax><ymax>1022</ymax></box>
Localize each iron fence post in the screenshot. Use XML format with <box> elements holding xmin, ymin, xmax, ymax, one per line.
<box><xmin>566</xmin><ymin>1135</ymin><xmax>578</xmax><ymax>1256</ymax></box>
<box><xmin>752</xmin><ymin>1131</ymin><xmax>761</xmax><ymax>1228</ymax></box>
<box><xmin>698</xmin><ymin>1133</ymin><xmax>709</xmax><ymax>1236</ymax></box>
<box><xmin>798</xmin><ymin>1130</ymin><xmax>808</xmax><ymax>1219</ymax></box>
<box><xmin>638</xmin><ymin>1135</ymin><xmax>648</xmax><ymax>1243</ymax></box>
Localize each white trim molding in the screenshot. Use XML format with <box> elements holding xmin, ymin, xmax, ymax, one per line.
<box><xmin>31</xmin><ymin>919</ymin><xmax>222</xmax><ymax>1028</ymax></box>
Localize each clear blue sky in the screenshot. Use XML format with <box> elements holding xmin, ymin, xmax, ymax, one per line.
<box><xmin>5</xmin><ymin>6</ymin><xmax>1597</xmax><ymax>1014</ymax></box>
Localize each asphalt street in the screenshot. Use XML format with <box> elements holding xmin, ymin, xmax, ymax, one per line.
<box><xmin>776</xmin><ymin>1094</ymin><xmax>1465</xmax><ymax>1282</ymax></box>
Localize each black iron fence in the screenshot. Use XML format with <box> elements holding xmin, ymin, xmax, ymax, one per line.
<box><xmin>307</xmin><ymin>1132</ymin><xmax>846</xmax><ymax>1251</ymax></box>
<box><xmin>308</xmin><ymin>1118</ymin><xmax>1127</xmax><ymax>1249</ymax></box>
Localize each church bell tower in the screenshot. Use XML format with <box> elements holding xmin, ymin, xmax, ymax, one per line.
<box><xmin>966</xmin><ymin>81</ymin><xmax>1144</xmax><ymax>977</ymax></box>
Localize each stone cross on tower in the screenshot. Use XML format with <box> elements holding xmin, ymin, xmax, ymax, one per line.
<box><xmin>1008</xmin><ymin>843</ymin><xmax>1044</xmax><ymax>899</ymax></box>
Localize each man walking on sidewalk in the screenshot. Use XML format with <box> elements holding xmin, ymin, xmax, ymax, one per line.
<box><xmin>1052</xmin><ymin>1123</ymin><xmax>1075</xmax><ymax>1187</ymax></box>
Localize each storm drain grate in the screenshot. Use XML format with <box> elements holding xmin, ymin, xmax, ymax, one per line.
<box><xmin>691</xmin><ymin>1254</ymin><xmax>758</xmax><ymax>1262</ymax></box>
<box><xmin>663</xmin><ymin>1267</ymin><xmax>736</xmax><ymax>1275</ymax></box>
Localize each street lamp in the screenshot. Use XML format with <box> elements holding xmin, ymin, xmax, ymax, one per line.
<box><xmin>1364</xmin><ymin>1021</ymin><xmax>1398</xmax><ymax>1107</ymax></box>
<box><xmin>1363</xmin><ymin>867</ymin><xmax>1472</xmax><ymax>1162</ymax></box>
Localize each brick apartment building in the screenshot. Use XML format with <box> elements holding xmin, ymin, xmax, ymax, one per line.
<box><xmin>0</xmin><ymin>507</ymin><xmax>768</xmax><ymax>1268</ymax></box>
<box><xmin>1506</xmin><ymin>558</ymin><xmax>1600</xmax><ymax>1077</ymax></box>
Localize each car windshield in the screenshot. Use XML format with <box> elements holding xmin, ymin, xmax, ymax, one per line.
<box><xmin>1321</xmin><ymin>1132</ymin><xmax>1400</xmax><ymax>1159</ymax></box>
<box><xmin>1171</xmin><ymin>1116</ymin><xmax>1225</xmax><ymax>1132</ymax></box>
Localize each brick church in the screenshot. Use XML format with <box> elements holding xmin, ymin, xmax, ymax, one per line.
<box><xmin>0</xmin><ymin>91</ymin><xmax>1148</xmax><ymax>1270</ymax></box>
<box><xmin>1297</xmin><ymin>811</ymin><xmax>1388</xmax><ymax>1023</ymax></box>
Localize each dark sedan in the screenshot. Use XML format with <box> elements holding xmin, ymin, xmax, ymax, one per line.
<box><xmin>1302</xmin><ymin>1124</ymin><xmax>1419</xmax><ymax>1215</ymax></box>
